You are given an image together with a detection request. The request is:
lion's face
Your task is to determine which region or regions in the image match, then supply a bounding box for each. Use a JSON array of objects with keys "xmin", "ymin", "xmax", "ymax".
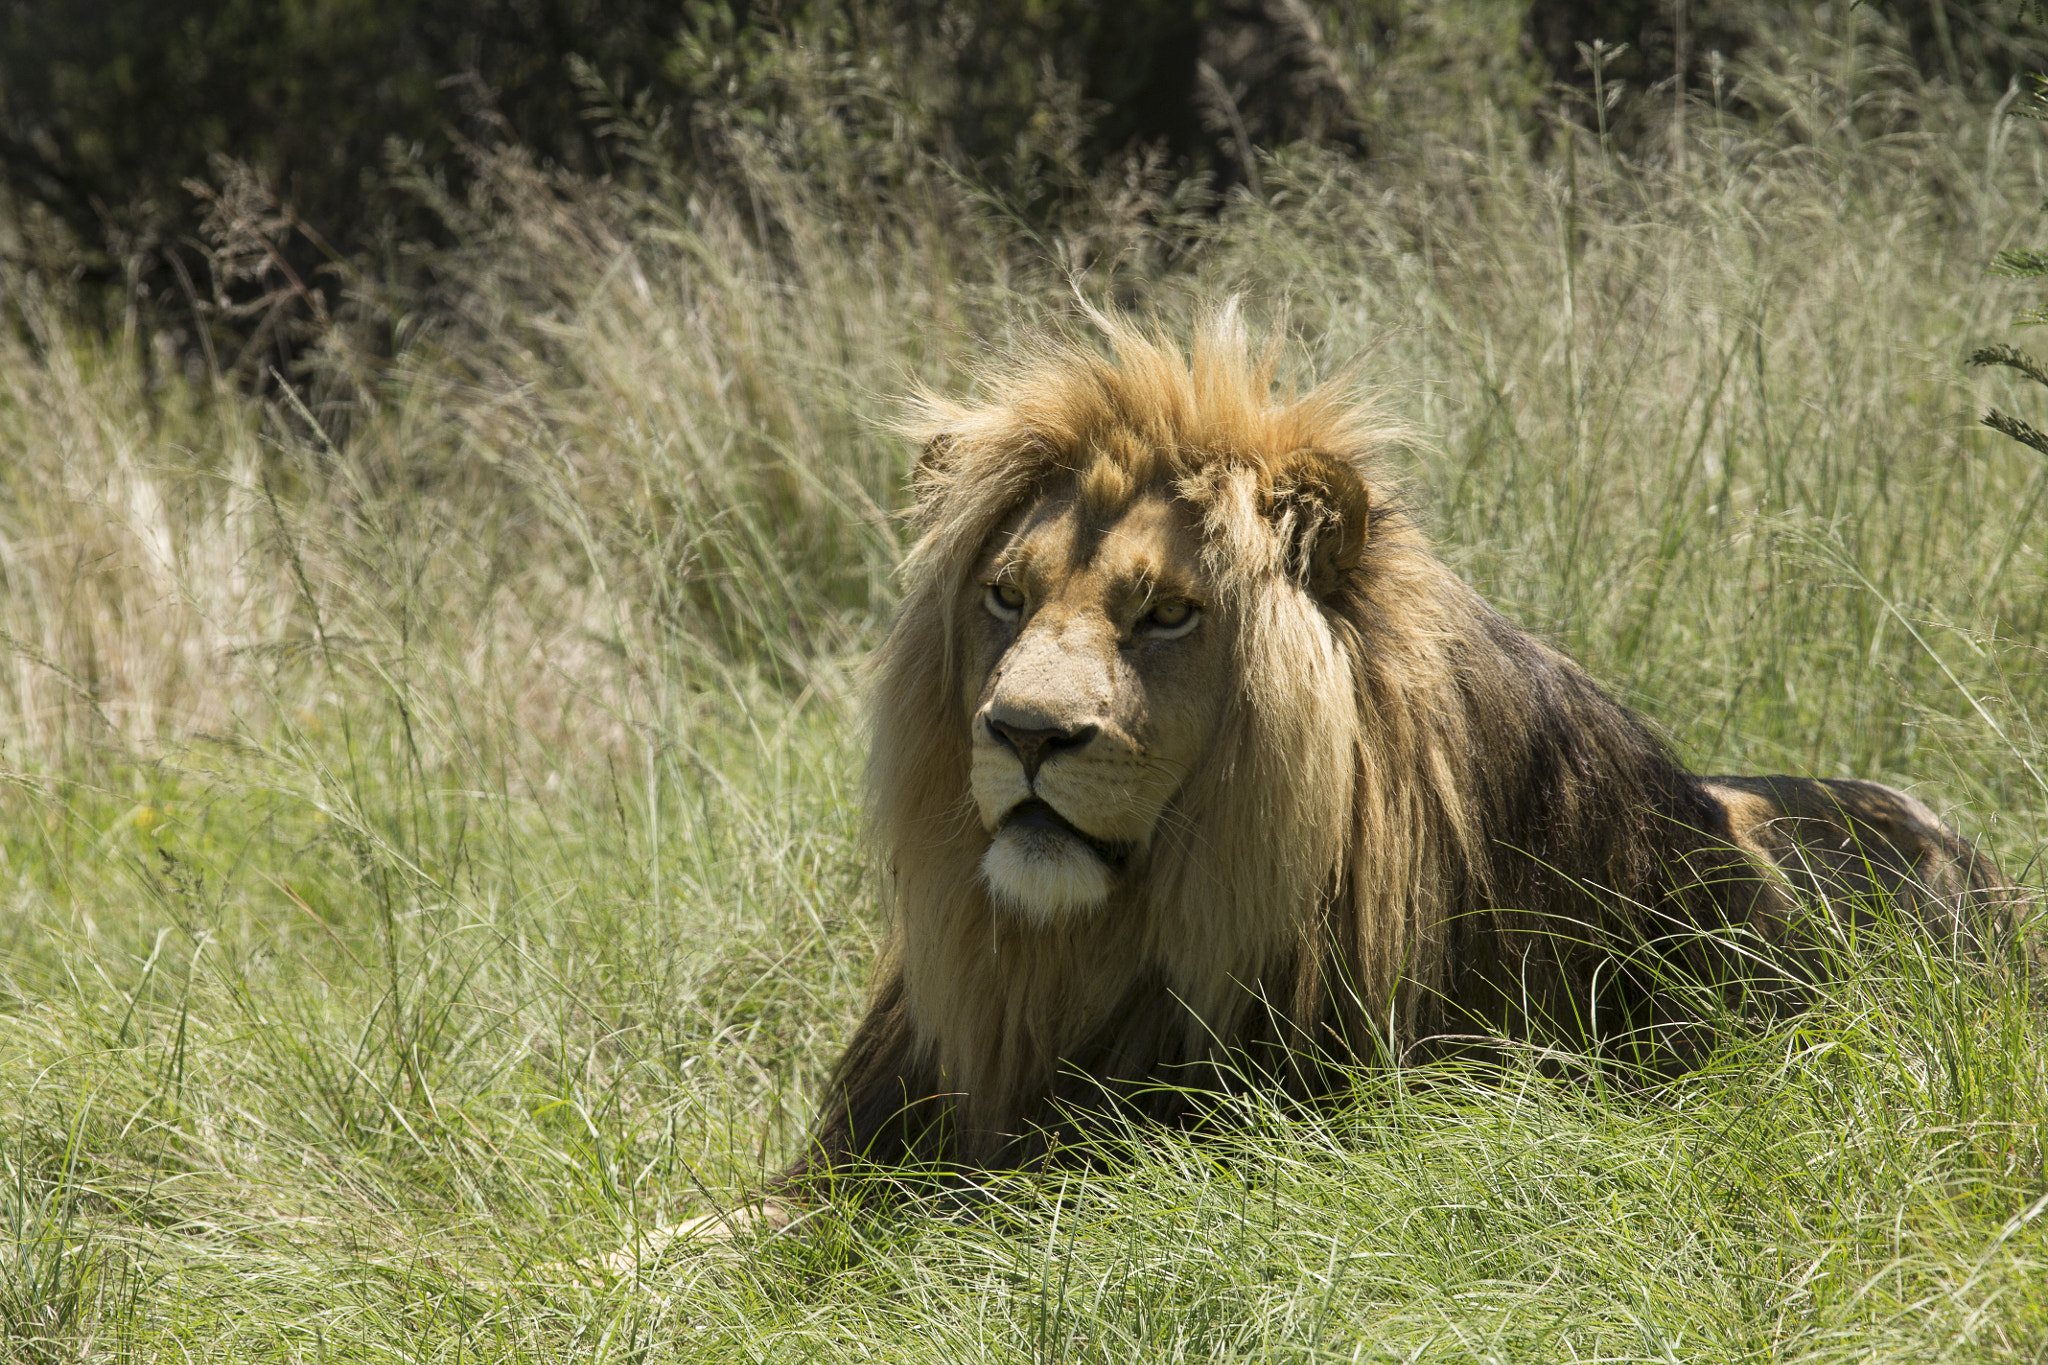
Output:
[{"xmin": 963, "ymin": 479, "xmax": 1233, "ymax": 923}]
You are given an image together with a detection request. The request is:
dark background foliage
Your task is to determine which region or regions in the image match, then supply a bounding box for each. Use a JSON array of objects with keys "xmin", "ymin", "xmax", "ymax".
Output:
[
  {"xmin": 1527, "ymin": 0, "xmax": 2041, "ymax": 99},
  {"xmin": 1, "ymin": 0, "xmax": 2040, "ymax": 381}
]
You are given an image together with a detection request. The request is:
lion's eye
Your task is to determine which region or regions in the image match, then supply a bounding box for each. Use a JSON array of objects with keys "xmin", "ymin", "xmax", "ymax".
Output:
[
  {"xmin": 985, "ymin": 582, "xmax": 1026, "ymax": 621},
  {"xmin": 1142, "ymin": 599, "xmax": 1201, "ymax": 638}
]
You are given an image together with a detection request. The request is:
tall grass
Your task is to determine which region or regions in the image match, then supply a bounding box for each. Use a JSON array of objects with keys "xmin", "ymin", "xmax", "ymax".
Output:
[{"xmin": 0, "ymin": 12, "xmax": 2043, "ymax": 1361}]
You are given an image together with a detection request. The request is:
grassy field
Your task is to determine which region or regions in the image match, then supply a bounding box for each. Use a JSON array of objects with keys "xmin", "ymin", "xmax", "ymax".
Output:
[{"xmin": 3, "ymin": 15, "xmax": 2048, "ymax": 1362}]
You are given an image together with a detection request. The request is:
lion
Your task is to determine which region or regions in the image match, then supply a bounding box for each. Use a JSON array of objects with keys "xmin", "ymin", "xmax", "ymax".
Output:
[{"xmin": 630, "ymin": 306, "xmax": 2023, "ymax": 1258}]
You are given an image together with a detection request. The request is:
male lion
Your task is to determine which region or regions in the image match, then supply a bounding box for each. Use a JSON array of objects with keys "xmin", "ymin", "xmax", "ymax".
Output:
[{"xmin": 658, "ymin": 307, "xmax": 2020, "ymax": 1248}]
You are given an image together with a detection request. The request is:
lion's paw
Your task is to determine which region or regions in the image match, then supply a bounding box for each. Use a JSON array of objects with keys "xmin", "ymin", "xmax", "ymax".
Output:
[{"xmin": 594, "ymin": 1200, "xmax": 793, "ymax": 1276}]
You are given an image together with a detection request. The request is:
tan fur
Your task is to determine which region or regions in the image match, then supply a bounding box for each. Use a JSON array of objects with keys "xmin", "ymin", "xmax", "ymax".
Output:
[
  {"xmin": 877, "ymin": 306, "xmax": 1415, "ymax": 1155},
  {"xmin": 780, "ymin": 304, "xmax": 2021, "ymax": 1187}
]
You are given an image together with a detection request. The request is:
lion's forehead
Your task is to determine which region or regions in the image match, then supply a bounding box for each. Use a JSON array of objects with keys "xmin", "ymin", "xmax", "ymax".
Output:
[{"xmin": 986, "ymin": 479, "xmax": 1209, "ymax": 603}]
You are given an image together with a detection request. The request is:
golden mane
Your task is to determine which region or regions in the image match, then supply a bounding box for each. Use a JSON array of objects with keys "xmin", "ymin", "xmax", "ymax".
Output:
[{"xmin": 775, "ymin": 305, "xmax": 2008, "ymax": 1183}]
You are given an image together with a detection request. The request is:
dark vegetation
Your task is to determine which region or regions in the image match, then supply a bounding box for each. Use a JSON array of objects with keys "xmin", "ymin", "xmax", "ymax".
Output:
[{"xmin": 6, "ymin": 0, "xmax": 2042, "ymax": 390}]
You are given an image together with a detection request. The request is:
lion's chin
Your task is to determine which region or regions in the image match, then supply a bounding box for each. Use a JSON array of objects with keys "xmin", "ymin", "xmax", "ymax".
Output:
[{"xmin": 979, "ymin": 821, "xmax": 1115, "ymax": 924}]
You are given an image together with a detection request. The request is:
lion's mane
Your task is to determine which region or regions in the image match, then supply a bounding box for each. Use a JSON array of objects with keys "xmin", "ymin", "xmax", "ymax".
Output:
[{"xmin": 783, "ymin": 308, "xmax": 1993, "ymax": 1182}]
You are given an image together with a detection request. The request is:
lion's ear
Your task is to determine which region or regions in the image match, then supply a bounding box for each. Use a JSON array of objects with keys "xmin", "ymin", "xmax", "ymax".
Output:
[
  {"xmin": 915, "ymin": 433, "xmax": 953, "ymax": 482},
  {"xmin": 910, "ymin": 433, "xmax": 955, "ymax": 523},
  {"xmin": 1262, "ymin": 448, "xmax": 1371, "ymax": 600}
]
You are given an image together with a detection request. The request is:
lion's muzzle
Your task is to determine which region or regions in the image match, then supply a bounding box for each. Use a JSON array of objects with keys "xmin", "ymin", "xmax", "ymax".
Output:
[
  {"xmin": 971, "ymin": 705, "xmax": 1175, "ymax": 923},
  {"xmin": 966, "ymin": 688, "xmax": 1125, "ymax": 920},
  {"xmin": 988, "ymin": 719, "xmax": 1100, "ymax": 782}
]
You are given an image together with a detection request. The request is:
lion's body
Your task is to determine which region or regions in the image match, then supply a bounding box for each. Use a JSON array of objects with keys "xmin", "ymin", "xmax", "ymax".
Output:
[{"xmin": 780, "ymin": 309, "xmax": 2019, "ymax": 1189}]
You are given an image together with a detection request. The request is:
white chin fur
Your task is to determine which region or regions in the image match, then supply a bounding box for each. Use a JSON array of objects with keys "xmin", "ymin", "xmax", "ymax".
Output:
[{"xmin": 979, "ymin": 825, "xmax": 1114, "ymax": 924}]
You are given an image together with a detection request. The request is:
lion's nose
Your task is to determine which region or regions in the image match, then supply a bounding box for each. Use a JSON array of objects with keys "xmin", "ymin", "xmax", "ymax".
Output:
[{"xmin": 989, "ymin": 719, "xmax": 1099, "ymax": 782}]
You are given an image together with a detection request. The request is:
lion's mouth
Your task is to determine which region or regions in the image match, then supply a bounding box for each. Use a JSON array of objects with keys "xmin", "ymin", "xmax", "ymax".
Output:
[{"xmin": 1000, "ymin": 799, "xmax": 1134, "ymax": 872}]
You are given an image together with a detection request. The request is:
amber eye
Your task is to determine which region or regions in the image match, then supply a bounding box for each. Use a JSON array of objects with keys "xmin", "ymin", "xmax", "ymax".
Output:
[
  {"xmin": 985, "ymin": 582, "xmax": 1026, "ymax": 621},
  {"xmin": 1142, "ymin": 598, "xmax": 1201, "ymax": 638}
]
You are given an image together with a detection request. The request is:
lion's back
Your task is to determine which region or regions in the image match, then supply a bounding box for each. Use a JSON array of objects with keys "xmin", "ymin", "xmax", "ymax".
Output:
[{"xmin": 1699, "ymin": 774, "xmax": 2025, "ymax": 951}]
